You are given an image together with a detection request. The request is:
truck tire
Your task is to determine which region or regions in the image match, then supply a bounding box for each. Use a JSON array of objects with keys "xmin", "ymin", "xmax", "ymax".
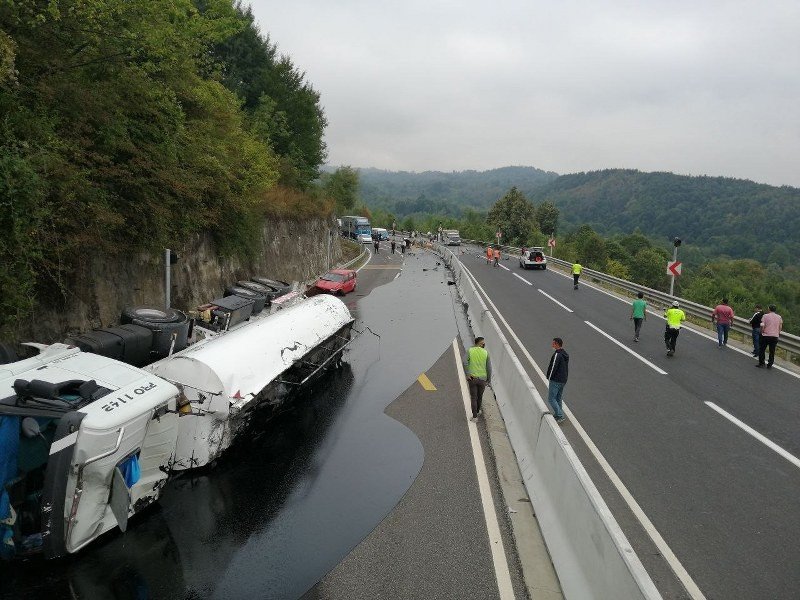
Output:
[
  {"xmin": 121, "ymin": 306, "xmax": 189, "ymax": 359},
  {"xmin": 121, "ymin": 306, "xmax": 185, "ymax": 325}
]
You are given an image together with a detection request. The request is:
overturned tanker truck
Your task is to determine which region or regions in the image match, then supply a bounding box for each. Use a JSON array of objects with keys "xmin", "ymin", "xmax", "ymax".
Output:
[
  {"xmin": 0, "ymin": 282, "xmax": 354, "ymax": 559},
  {"xmin": 146, "ymin": 293, "xmax": 354, "ymax": 470}
]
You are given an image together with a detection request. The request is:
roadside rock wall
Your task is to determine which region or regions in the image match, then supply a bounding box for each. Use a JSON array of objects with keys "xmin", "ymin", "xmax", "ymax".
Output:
[{"xmin": 26, "ymin": 217, "xmax": 343, "ymax": 342}]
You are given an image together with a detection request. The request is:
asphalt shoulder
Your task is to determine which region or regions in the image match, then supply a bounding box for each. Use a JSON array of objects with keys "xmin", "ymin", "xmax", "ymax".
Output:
[{"xmin": 303, "ymin": 341, "xmax": 533, "ymax": 600}]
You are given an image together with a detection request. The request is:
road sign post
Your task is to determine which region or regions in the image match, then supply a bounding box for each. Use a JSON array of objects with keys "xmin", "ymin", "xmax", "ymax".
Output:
[
  {"xmin": 668, "ymin": 238, "xmax": 682, "ymax": 296},
  {"xmin": 496, "ymin": 230, "xmax": 502, "ymax": 245},
  {"xmin": 548, "ymin": 235, "xmax": 556, "ymax": 256}
]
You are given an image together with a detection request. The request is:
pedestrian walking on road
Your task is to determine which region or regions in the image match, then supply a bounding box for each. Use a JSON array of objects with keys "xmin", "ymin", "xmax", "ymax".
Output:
[
  {"xmin": 391, "ymin": 239, "xmax": 396, "ymax": 254},
  {"xmin": 748, "ymin": 304, "xmax": 764, "ymax": 356},
  {"xmin": 493, "ymin": 247, "xmax": 501, "ymax": 267},
  {"xmin": 630, "ymin": 292, "xmax": 647, "ymax": 341},
  {"xmin": 712, "ymin": 298, "xmax": 735, "ymax": 347},
  {"xmin": 486, "ymin": 245, "xmax": 493, "ymax": 265},
  {"xmin": 572, "ymin": 262, "xmax": 582, "ymax": 289},
  {"xmin": 546, "ymin": 338, "xmax": 569, "ymax": 423},
  {"xmin": 756, "ymin": 305, "xmax": 783, "ymax": 369},
  {"xmin": 373, "ymin": 239, "xmax": 380, "ymax": 254},
  {"xmin": 664, "ymin": 301, "xmax": 686, "ymax": 356},
  {"xmin": 401, "ymin": 240, "xmax": 406, "ymax": 255},
  {"xmin": 464, "ymin": 337, "xmax": 492, "ymax": 421}
]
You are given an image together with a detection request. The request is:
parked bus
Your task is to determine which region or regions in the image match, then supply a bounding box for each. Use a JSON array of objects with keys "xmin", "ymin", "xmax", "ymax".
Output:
[{"xmin": 340, "ymin": 216, "xmax": 372, "ymax": 243}]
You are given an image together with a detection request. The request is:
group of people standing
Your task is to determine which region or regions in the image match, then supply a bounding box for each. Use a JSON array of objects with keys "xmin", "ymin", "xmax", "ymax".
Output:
[
  {"xmin": 463, "ymin": 336, "xmax": 570, "ymax": 425},
  {"xmin": 485, "ymin": 245, "xmax": 501, "ymax": 266},
  {"xmin": 632, "ymin": 294, "xmax": 784, "ymax": 364},
  {"xmin": 749, "ymin": 304, "xmax": 784, "ymax": 369}
]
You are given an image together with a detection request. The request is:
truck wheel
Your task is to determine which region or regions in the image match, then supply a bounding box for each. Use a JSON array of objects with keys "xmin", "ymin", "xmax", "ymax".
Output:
[{"xmin": 121, "ymin": 306, "xmax": 185, "ymax": 324}]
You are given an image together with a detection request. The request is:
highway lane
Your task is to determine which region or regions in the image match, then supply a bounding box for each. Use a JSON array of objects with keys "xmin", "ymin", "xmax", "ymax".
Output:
[{"xmin": 458, "ymin": 247, "xmax": 800, "ymax": 600}]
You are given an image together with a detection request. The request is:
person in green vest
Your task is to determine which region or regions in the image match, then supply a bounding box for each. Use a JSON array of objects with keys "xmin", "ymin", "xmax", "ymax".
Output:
[
  {"xmin": 630, "ymin": 292, "xmax": 647, "ymax": 342},
  {"xmin": 664, "ymin": 301, "xmax": 686, "ymax": 356},
  {"xmin": 464, "ymin": 336, "xmax": 492, "ymax": 421},
  {"xmin": 572, "ymin": 262, "xmax": 582, "ymax": 289}
]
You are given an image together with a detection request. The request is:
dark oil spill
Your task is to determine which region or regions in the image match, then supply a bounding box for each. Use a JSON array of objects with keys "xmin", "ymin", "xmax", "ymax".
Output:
[{"xmin": 2, "ymin": 250, "xmax": 458, "ymax": 600}]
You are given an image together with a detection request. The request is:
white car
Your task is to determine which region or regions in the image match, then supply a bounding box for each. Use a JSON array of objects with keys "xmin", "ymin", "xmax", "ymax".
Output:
[{"xmin": 519, "ymin": 247, "xmax": 548, "ymax": 270}]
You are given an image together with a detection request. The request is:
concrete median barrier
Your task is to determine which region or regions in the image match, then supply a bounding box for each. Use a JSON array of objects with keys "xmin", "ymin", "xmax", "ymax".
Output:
[{"xmin": 439, "ymin": 245, "xmax": 661, "ymax": 600}]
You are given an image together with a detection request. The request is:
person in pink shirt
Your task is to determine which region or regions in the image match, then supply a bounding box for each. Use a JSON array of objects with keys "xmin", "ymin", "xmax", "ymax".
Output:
[
  {"xmin": 756, "ymin": 305, "xmax": 783, "ymax": 369},
  {"xmin": 711, "ymin": 298, "xmax": 735, "ymax": 347}
]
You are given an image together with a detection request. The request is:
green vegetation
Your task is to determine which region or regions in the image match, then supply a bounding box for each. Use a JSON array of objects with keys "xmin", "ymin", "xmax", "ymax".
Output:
[
  {"xmin": 0, "ymin": 1, "xmax": 331, "ymax": 335},
  {"xmin": 527, "ymin": 169, "xmax": 800, "ymax": 264},
  {"xmin": 358, "ymin": 166, "xmax": 558, "ymax": 218},
  {"xmin": 363, "ymin": 174, "xmax": 799, "ymax": 334}
]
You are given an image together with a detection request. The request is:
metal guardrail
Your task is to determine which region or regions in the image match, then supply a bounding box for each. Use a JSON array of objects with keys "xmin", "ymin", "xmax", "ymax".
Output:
[
  {"xmin": 461, "ymin": 238, "xmax": 800, "ymax": 361},
  {"xmin": 337, "ymin": 241, "xmax": 370, "ymax": 270}
]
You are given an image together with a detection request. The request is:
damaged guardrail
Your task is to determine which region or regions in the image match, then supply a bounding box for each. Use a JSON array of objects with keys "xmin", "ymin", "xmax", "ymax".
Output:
[{"xmin": 439, "ymin": 244, "xmax": 662, "ymax": 600}]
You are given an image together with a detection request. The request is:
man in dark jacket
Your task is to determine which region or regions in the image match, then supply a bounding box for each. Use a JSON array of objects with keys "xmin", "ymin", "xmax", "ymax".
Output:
[
  {"xmin": 546, "ymin": 338, "xmax": 569, "ymax": 423},
  {"xmin": 748, "ymin": 304, "xmax": 763, "ymax": 356}
]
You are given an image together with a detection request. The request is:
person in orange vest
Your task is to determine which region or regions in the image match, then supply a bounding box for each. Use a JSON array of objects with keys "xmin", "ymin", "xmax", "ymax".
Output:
[
  {"xmin": 486, "ymin": 245, "xmax": 493, "ymax": 265},
  {"xmin": 493, "ymin": 246, "xmax": 501, "ymax": 267}
]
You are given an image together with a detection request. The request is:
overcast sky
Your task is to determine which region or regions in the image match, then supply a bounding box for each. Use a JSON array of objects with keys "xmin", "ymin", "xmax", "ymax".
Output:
[{"xmin": 249, "ymin": 1, "xmax": 800, "ymax": 187}]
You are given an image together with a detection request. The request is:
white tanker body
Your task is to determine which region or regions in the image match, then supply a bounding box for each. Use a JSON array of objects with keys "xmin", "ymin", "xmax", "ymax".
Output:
[{"xmin": 146, "ymin": 294, "xmax": 354, "ymax": 470}]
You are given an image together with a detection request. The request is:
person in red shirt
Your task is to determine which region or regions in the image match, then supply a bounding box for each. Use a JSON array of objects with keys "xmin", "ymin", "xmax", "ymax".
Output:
[
  {"xmin": 756, "ymin": 305, "xmax": 783, "ymax": 369},
  {"xmin": 711, "ymin": 298, "xmax": 735, "ymax": 347}
]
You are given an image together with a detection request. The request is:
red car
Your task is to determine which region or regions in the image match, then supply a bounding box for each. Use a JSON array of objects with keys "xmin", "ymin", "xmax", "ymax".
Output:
[{"xmin": 311, "ymin": 269, "xmax": 357, "ymax": 295}]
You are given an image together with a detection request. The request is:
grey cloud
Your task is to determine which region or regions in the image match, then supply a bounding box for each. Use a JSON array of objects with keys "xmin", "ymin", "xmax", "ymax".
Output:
[{"xmin": 249, "ymin": 0, "xmax": 800, "ymax": 186}]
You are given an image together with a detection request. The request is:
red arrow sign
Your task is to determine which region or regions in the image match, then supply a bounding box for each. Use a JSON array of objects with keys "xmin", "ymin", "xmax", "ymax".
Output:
[{"xmin": 667, "ymin": 261, "xmax": 682, "ymax": 277}]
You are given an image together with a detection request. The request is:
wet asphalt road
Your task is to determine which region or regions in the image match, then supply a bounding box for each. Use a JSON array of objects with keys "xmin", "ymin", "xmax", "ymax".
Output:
[{"xmin": 3, "ymin": 240, "xmax": 523, "ymax": 600}]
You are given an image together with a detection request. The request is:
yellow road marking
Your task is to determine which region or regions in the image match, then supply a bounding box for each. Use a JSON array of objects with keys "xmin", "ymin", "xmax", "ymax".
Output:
[{"xmin": 417, "ymin": 373, "xmax": 437, "ymax": 391}]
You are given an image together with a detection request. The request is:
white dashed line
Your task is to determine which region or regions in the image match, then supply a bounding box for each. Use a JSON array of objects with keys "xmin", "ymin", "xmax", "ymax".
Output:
[
  {"xmin": 512, "ymin": 273, "xmax": 533, "ymax": 286},
  {"xmin": 537, "ymin": 289, "xmax": 574, "ymax": 312},
  {"xmin": 705, "ymin": 402, "xmax": 800, "ymax": 470},
  {"xmin": 584, "ymin": 321, "xmax": 668, "ymax": 375}
]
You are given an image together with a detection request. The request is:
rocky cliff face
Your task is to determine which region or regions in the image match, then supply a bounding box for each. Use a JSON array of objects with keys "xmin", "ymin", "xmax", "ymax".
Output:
[{"xmin": 25, "ymin": 217, "xmax": 344, "ymax": 342}]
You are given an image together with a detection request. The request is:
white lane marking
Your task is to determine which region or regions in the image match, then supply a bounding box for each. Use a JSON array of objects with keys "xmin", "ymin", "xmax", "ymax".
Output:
[
  {"xmin": 512, "ymin": 273, "xmax": 533, "ymax": 286},
  {"xmin": 356, "ymin": 246, "xmax": 373, "ymax": 273},
  {"xmin": 705, "ymin": 402, "xmax": 800, "ymax": 470},
  {"xmin": 499, "ymin": 264, "xmax": 510, "ymax": 271},
  {"xmin": 585, "ymin": 321, "xmax": 668, "ymax": 375},
  {"xmin": 460, "ymin": 262, "xmax": 706, "ymax": 600},
  {"xmin": 452, "ymin": 340, "xmax": 515, "ymax": 599},
  {"xmin": 537, "ymin": 289, "xmax": 574, "ymax": 313},
  {"xmin": 562, "ymin": 405, "xmax": 707, "ymax": 600}
]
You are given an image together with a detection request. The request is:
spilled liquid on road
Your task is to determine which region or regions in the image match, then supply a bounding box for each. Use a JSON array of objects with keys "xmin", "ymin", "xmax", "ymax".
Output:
[{"xmin": 3, "ymin": 250, "xmax": 457, "ymax": 600}]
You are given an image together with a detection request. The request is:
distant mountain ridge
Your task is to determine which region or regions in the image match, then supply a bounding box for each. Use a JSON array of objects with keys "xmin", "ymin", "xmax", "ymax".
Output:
[
  {"xmin": 347, "ymin": 165, "xmax": 799, "ymax": 264},
  {"xmin": 355, "ymin": 165, "xmax": 559, "ymax": 216},
  {"xmin": 528, "ymin": 169, "xmax": 800, "ymax": 263}
]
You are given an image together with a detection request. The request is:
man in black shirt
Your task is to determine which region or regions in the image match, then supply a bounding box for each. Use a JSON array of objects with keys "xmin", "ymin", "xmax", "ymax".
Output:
[
  {"xmin": 546, "ymin": 338, "xmax": 569, "ymax": 424},
  {"xmin": 748, "ymin": 304, "xmax": 764, "ymax": 356}
]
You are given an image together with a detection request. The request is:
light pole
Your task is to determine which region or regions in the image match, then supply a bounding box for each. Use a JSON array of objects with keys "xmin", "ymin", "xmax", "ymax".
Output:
[{"xmin": 669, "ymin": 237, "xmax": 681, "ymax": 296}]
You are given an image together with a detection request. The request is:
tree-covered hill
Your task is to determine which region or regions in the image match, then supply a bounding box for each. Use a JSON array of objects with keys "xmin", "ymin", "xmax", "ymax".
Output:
[
  {"xmin": 357, "ymin": 165, "xmax": 799, "ymax": 265},
  {"xmin": 0, "ymin": 1, "xmax": 330, "ymax": 335},
  {"xmin": 356, "ymin": 166, "xmax": 558, "ymax": 216},
  {"xmin": 529, "ymin": 170, "xmax": 800, "ymax": 265}
]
